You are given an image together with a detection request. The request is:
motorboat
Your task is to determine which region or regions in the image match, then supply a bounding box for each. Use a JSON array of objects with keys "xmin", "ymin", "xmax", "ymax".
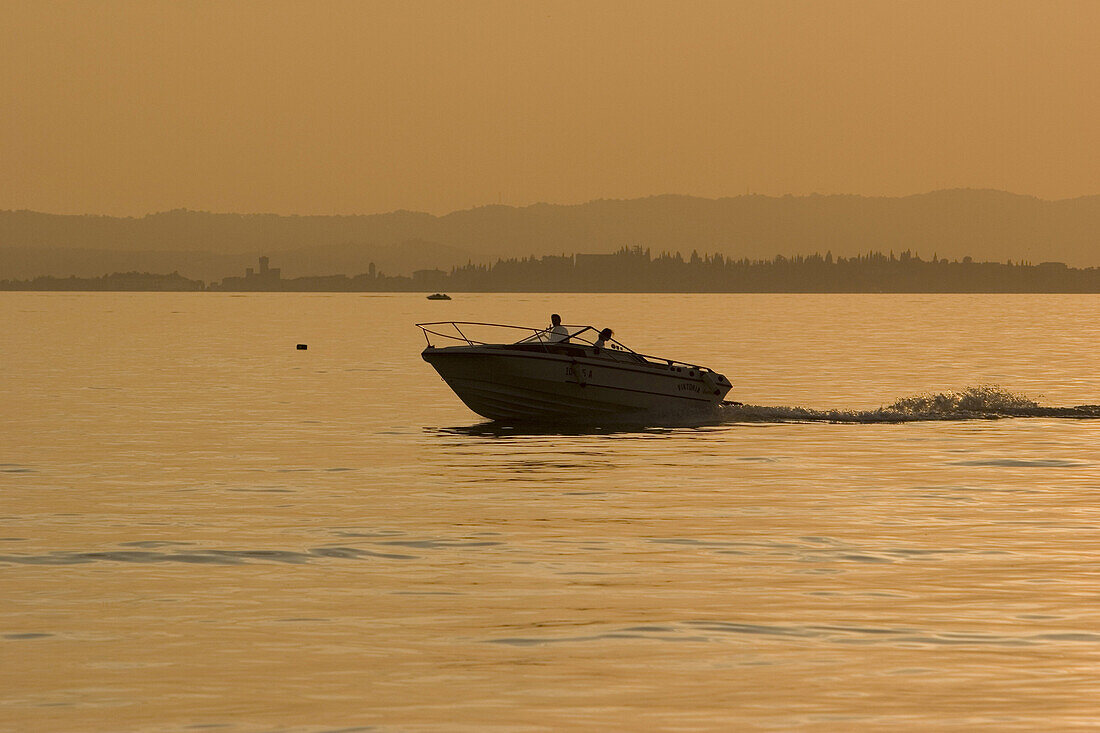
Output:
[
  {"xmin": 417, "ymin": 321, "xmax": 733, "ymax": 422},
  {"xmin": 426, "ymin": 293, "xmax": 451, "ymax": 300}
]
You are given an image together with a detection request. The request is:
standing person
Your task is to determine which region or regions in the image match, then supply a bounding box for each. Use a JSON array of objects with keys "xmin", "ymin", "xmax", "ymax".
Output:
[{"xmin": 548, "ymin": 313, "xmax": 570, "ymax": 343}]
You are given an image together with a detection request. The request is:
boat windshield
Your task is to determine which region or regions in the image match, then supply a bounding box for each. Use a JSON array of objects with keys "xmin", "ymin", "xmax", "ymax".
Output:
[
  {"xmin": 417, "ymin": 321, "xmax": 635, "ymax": 352},
  {"xmin": 514, "ymin": 325, "xmax": 617, "ymax": 347},
  {"xmin": 414, "ymin": 321, "xmax": 722, "ymax": 376}
]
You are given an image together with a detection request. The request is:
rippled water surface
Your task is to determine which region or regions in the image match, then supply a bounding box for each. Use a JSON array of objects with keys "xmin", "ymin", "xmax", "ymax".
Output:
[{"xmin": 3, "ymin": 293, "xmax": 1100, "ymax": 731}]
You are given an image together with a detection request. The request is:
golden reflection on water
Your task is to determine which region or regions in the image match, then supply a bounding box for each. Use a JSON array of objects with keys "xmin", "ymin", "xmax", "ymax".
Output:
[{"xmin": 2, "ymin": 293, "xmax": 1100, "ymax": 730}]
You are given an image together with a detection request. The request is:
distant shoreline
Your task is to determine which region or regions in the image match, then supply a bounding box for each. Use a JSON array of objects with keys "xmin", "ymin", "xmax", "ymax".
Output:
[
  {"xmin": 5, "ymin": 289, "xmax": 1100, "ymax": 294},
  {"xmin": 4, "ymin": 190, "xmax": 1100, "ymax": 282},
  {"xmin": 5, "ymin": 248, "xmax": 1100, "ymax": 293}
]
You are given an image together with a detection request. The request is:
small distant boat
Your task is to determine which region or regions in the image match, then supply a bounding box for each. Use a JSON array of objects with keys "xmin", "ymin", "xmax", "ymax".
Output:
[
  {"xmin": 426, "ymin": 293, "xmax": 451, "ymax": 300},
  {"xmin": 417, "ymin": 321, "xmax": 732, "ymax": 423}
]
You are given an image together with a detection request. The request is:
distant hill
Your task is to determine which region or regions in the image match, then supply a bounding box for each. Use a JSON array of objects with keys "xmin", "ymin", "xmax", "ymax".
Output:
[{"xmin": 2, "ymin": 189, "xmax": 1099, "ymax": 279}]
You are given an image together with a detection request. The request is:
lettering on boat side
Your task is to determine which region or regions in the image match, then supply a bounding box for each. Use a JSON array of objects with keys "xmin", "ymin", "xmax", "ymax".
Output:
[
  {"xmin": 678, "ymin": 382, "xmax": 701, "ymax": 392},
  {"xmin": 565, "ymin": 365, "xmax": 593, "ymax": 379}
]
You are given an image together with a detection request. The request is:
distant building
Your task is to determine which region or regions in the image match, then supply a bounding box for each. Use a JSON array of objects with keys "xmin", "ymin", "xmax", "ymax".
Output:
[
  {"xmin": 215, "ymin": 256, "xmax": 283, "ymax": 290},
  {"xmin": 257, "ymin": 256, "xmax": 281, "ymax": 279}
]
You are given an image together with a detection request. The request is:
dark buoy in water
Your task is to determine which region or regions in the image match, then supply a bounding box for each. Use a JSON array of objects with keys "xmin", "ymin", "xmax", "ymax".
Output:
[{"xmin": 296, "ymin": 344, "xmax": 307, "ymax": 350}]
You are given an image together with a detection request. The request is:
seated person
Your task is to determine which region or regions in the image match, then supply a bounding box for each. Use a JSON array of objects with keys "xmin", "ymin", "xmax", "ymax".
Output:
[
  {"xmin": 593, "ymin": 327, "xmax": 614, "ymax": 351},
  {"xmin": 548, "ymin": 313, "xmax": 570, "ymax": 343}
]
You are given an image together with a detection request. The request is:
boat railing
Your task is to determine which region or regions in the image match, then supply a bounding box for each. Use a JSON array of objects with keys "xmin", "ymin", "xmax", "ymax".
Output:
[
  {"xmin": 415, "ymin": 321, "xmax": 715, "ymax": 373},
  {"xmin": 417, "ymin": 321, "xmax": 594, "ymax": 348}
]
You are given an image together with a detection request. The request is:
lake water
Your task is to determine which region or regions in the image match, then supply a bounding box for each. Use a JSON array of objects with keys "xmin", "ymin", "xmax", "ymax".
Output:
[{"xmin": 3, "ymin": 292, "xmax": 1100, "ymax": 731}]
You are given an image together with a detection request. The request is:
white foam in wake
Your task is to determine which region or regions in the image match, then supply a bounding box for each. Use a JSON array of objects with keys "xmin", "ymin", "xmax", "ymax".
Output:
[{"xmin": 717, "ymin": 386, "xmax": 1100, "ymax": 424}]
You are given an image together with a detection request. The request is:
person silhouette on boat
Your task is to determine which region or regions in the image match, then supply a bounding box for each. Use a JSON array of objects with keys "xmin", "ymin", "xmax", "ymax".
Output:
[
  {"xmin": 548, "ymin": 313, "xmax": 570, "ymax": 343},
  {"xmin": 593, "ymin": 327, "xmax": 614, "ymax": 351}
]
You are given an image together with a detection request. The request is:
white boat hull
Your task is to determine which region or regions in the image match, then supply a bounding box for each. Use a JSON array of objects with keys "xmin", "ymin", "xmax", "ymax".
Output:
[{"xmin": 422, "ymin": 345, "xmax": 731, "ymax": 422}]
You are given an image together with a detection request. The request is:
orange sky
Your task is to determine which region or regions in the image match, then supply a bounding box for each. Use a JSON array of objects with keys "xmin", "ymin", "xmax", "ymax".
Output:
[{"xmin": 2, "ymin": 0, "xmax": 1097, "ymax": 216}]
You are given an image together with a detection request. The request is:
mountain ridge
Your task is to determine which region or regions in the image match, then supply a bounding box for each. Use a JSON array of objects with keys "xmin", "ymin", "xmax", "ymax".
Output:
[{"xmin": 2, "ymin": 189, "xmax": 1099, "ymax": 279}]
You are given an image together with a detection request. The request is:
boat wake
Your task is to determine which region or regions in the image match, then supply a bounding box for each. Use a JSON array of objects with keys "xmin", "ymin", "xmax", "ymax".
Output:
[
  {"xmin": 716, "ymin": 386, "xmax": 1100, "ymax": 424},
  {"xmin": 436, "ymin": 386, "xmax": 1100, "ymax": 435}
]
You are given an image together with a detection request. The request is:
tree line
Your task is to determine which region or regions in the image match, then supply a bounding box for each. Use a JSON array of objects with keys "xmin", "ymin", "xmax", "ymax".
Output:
[{"xmin": 3, "ymin": 248, "xmax": 1099, "ymax": 292}]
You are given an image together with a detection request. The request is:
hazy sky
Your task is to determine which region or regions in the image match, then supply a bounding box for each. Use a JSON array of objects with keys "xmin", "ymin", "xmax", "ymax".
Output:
[{"xmin": 3, "ymin": 0, "xmax": 1097, "ymax": 216}]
